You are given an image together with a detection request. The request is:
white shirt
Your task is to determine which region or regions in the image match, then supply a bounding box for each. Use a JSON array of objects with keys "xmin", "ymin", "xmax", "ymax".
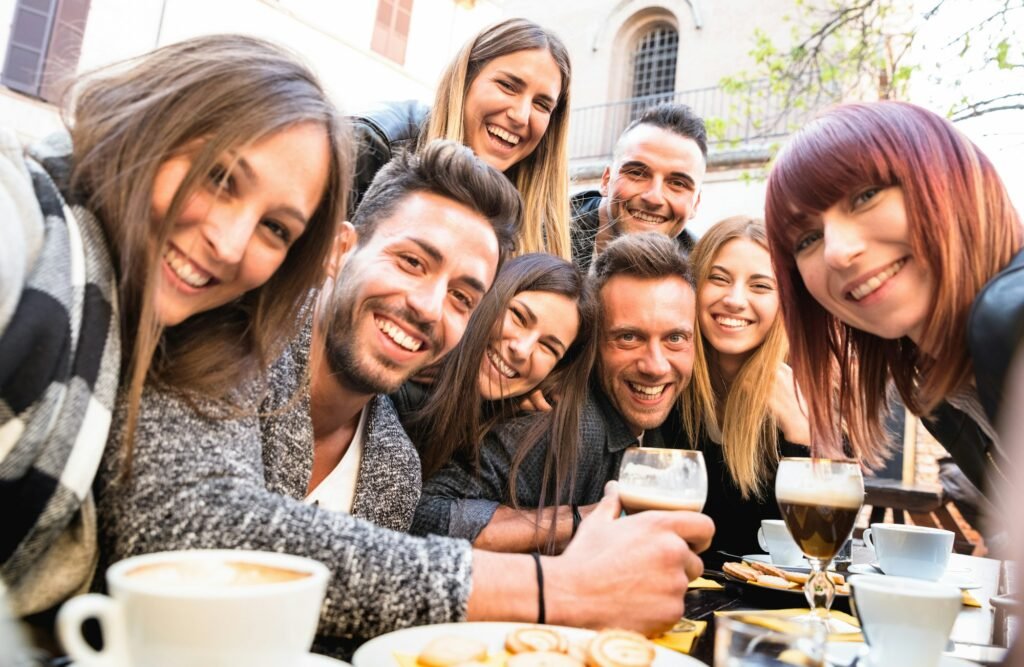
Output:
[{"xmin": 304, "ymin": 406, "xmax": 367, "ymax": 513}]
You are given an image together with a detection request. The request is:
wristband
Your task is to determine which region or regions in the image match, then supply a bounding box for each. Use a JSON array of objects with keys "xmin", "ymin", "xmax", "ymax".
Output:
[{"xmin": 531, "ymin": 551, "xmax": 546, "ymax": 625}]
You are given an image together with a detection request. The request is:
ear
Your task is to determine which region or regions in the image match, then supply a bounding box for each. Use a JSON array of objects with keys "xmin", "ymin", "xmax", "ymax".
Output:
[
  {"xmin": 326, "ymin": 222, "xmax": 357, "ymax": 279},
  {"xmin": 689, "ymin": 188, "xmax": 703, "ymax": 219},
  {"xmin": 600, "ymin": 166, "xmax": 612, "ymax": 197}
]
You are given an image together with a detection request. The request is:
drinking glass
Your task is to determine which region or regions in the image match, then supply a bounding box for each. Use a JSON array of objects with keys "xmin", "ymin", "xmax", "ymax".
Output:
[
  {"xmin": 617, "ymin": 447, "xmax": 707, "ymax": 633},
  {"xmin": 775, "ymin": 458, "xmax": 863, "ymax": 621},
  {"xmin": 714, "ymin": 613, "xmax": 826, "ymax": 667},
  {"xmin": 617, "ymin": 447, "xmax": 707, "ymax": 514}
]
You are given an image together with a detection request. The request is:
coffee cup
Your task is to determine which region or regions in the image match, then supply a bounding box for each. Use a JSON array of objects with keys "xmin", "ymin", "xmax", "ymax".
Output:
[
  {"xmin": 862, "ymin": 523, "xmax": 954, "ymax": 581},
  {"xmin": 58, "ymin": 549, "xmax": 329, "ymax": 667},
  {"xmin": 849, "ymin": 574, "xmax": 961, "ymax": 667},
  {"xmin": 757, "ymin": 519, "xmax": 805, "ymax": 567}
]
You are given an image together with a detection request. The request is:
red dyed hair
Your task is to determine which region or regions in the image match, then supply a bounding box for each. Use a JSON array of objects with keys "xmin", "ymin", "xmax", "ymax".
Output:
[{"xmin": 765, "ymin": 101, "xmax": 1021, "ymax": 465}]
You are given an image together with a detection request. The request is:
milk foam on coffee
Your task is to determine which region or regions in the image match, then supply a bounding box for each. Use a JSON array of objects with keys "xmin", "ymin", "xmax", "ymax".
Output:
[
  {"xmin": 775, "ymin": 471, "xmax": 863, "ymax": 508},
  {"xmin": 128, "ymin": 560, "xmax": 310, "ymax": 588}
]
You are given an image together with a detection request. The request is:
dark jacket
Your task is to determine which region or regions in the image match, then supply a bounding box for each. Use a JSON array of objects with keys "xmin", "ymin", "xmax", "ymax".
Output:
[
  {"xmin": 919, "ymin": 247, "xmax": 1024, "ymax": 493},
  {"xmin": 349, "ymin": 100, "xmax": 430, "ymax": 216},
  {"xmin": 569, "ymin": 189, "xmax": 697, "ymax": 273}
]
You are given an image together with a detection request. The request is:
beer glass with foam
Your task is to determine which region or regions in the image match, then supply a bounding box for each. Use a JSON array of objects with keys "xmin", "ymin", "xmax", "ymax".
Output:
[
  {"xmin": 775, "ymin": 458, "xmax": 864, "ymax": 619},
  {"xmin": 617, "ymin": 447, "xmax": 707, "ymax": 514}
]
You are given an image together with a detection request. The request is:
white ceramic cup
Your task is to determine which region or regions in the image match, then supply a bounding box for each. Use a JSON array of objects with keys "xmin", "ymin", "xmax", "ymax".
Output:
[
  {"xmin": 756, "ymin": 519, "xmax": 805, "ymax": 567},
  {"xmin": 58, "ymin": 550, "xmax": 329, "ymax": 667},
  {"xmin": 862, "ymin": 523, "xmax": 954, "ymax": 581},
  {"xmin": 849, "ymin": 574, "xmax": 961, "ymax": 667}
]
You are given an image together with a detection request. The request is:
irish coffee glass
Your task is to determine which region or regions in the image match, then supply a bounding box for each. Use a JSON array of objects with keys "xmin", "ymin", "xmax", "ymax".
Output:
[{"xmin": 775, "ymin": 458, "xmax": 864, "ymax": 623}]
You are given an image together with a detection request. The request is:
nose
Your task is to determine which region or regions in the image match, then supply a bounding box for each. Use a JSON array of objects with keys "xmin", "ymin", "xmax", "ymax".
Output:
[
  {"xmin": 506, "ymin": 96, "xmax": 531, "ymax": 128},
  {"xmin": 822, "ymin": 218, "xmax": 866, "ymax": 269},
  {"xmin": 507, "ymin": 330, "xmax": 538, "ymax": 362},
  {"xmin": 637, "ymin": 341, "xmax": 671, "ymax": 378},
  {"xmin": 203, "ymin": 206, "xmax": 258, "ymax": 265},
  {"xmin": 406, "ymin": 278, "xmax": 446, "ymax": 325},
  {"xmin": 722, "ymin": 284, "xmax": 747, "ymax": 311},
  {"xmin": 639, "ymin": 176, "xmax": 666, "ymax": 208}
]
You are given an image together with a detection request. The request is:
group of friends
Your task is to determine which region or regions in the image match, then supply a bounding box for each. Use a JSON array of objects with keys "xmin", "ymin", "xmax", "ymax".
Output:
[{"xmin": 1, "ymin": 17, "xmax": 1021, "ymax": 661}]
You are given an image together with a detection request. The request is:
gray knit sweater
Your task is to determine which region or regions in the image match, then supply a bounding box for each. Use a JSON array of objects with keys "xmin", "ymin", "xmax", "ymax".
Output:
[{"xmin": 95, "ymin": 318, "xmax": 473, "ymax": 647}]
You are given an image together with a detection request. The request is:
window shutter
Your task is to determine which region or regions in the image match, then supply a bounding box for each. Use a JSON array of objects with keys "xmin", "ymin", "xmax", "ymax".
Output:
[
  {"xmin": 2, "ymin": 0, "xmax": 59, "ymax": 96},
  {"xmin": 39, "ymin": 0, "xmax": 91, "ymax": 103}
]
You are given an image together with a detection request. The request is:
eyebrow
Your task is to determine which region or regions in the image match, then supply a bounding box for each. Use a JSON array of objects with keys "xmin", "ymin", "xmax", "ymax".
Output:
[
  {"xmin": 410, "ymin": 237, "xmax": 488, "ymax": 295},
  {"xmin": 231, "ymin": 153, "xmax": 310, "ymax": 227},
  {"xmin": 512, "ymin": 298, "xmax": 537, "ymax": 324},
  {"xmin": 498, "ymin": 70, "xmax": 558, "ymax": 107}
]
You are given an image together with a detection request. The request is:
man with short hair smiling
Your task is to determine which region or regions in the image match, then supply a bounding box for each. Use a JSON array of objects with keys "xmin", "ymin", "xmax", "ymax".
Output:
[
  {"xmin": 415, "ymin": 232, "xmax": 701, "ymax": 553},
  {"xmin": 100, "ymin": 143, "xmax": 713, "ymax": 658},
  {"xmin": 571, "ymin": 103, "xmax": 707, "ymax": 273}
]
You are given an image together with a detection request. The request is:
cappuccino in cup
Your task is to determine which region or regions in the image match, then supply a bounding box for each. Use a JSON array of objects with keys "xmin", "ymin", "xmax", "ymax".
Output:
[{"xmin": 58, "ymin": 550, "xmax": 329, "ymax": 667}]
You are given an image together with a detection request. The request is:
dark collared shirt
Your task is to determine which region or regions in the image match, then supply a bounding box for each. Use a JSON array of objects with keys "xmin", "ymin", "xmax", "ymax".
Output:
[{"xmin": 411, "ymin": 386, "xmax": 664, "ymax": 541}]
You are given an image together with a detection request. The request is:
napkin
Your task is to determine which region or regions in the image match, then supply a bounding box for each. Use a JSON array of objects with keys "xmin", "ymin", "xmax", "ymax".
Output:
[
  {"xmin": 653, "ymin": 619, "xmax": 708, "ymax": 654},
  {"xmin": 688, "ymin": 576, "xmax": 724, "ymax": 590},
  {"xmin": 962, "ymin": 590, "xmax": 981, "ymax": 607},
  {"xmin": 715, "ymin": 608, "xmax": 863, "ymax": 642}
]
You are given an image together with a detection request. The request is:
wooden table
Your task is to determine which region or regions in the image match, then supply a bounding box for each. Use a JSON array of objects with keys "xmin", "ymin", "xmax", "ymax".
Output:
[
  {"xmin": 863, "ymin": 477, "xmax": 979, "ymax": 553},
  {"xmin": 686, "ymin": 551, "xmax": 1006, "ymax": 665}
]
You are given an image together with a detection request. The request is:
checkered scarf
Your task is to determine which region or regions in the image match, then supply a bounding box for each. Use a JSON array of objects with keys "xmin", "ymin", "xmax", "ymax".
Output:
[{"xmin": 0, "ymin": 132, "xmax": 120, "ymax": 614}]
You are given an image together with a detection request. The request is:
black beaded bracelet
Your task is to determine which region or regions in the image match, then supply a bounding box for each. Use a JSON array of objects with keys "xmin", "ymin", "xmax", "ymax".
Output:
[
  {"xmin": 531, "ymin": 551, "xmax": 546, "ymax": 625},
  {"xmin": 571, "ymin": 504, "xmax": 582, "ymax": 537}
]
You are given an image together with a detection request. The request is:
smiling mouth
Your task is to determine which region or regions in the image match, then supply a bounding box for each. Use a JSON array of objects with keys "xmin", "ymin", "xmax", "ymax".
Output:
[
  {"xmin": 713, "ymin": 315, "xmax": 753, "ymax": 330},
  {"xmin": 626, "ymin": 208, "xmax": 669, "ymax": 225},
  {"xmin": 486, "ymin": 124, "xmax": 521, "ymax": 147},
  {"xmin": 847, "ymin": 258, "xmax": 907, "ymax": 301},
  {"xmin": 486, "ymin": 347, "xmax": 518, "ymax": 378},
  {"xmin": 375, "ymin": 317, "xmax": 423, "ymax": 352},
  {"xmin": 628, "ymin": 382, "xmax": 667, "ymax": 399},
  {"xmin": 164, "ymin": 246, "xmax": 214, "ymax": 288}
]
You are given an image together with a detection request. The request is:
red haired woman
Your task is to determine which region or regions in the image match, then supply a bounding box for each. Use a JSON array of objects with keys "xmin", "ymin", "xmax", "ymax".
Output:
[{"xmin": 764, "ymin": 101, "xmax": 1021, "ymax": 495}]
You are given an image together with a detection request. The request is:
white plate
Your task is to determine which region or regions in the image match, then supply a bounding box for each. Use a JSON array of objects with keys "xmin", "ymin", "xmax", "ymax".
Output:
[
  {"xmin": 72, "ymin": 654, "xmax": 350, "ymax": 666},
  {"xmin": 846, "ymin": 563, "xmax": 980, "ymax": 589},
  {"xmin": 825, "ymin": 643, "xmax": 979, "ymax": 666},
  {"xmin": 352, "ymin": 621, "xmax": 707, "ymax": 666},
  {"xmin": 742, "ymin": 553, "xmax": 811, "ymax": 571}
]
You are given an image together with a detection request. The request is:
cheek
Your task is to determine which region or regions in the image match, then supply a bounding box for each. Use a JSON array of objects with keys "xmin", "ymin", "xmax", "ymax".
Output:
[{"xmin": 239, "ymin": 246, "xmax": 288, "ymax": 291}]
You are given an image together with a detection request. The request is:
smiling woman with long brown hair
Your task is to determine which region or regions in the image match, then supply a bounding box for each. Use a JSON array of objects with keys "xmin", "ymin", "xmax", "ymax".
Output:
[
  {"xmin": 0, "ymin": 33, "xmax": 347, "ymax": 619},
  {"xmin": 765, "ymin": 101, "xmax": 1022, "ymax": 496}
]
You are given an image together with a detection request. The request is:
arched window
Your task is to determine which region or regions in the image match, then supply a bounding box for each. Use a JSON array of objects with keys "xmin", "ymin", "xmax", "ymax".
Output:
[{"xmin": 630, "ymin": 23, "xmax": 678, "ymax": 112}]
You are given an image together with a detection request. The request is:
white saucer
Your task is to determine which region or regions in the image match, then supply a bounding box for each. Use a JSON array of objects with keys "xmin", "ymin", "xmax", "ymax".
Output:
[
  {"xmin": 71, "ymin": 654, "xmax": 350, "ymax": 666},
  {"xmin": 847, "ymin": 563, "xmax": 980, "ymax": 589},
  {"xmin": 825, "ymin": 643, "xmax": 979, "ymax": 666}
]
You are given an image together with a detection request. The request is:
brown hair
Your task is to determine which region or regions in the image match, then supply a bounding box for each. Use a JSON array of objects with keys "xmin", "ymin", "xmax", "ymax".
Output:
[
  {"xmin": 67, "ymin": 34, "xmax": 350, "ymax": 460},
  {"xmin": 423, "ymin": 18, "xmax": 572, "ymax": 259},
  {"xmin": 591, "ymin": 231, "xmax": 695, "ymax": 290},
  {"xmin": 765, "ymin": 101, "xmax": 1022, "ymax": 465},
  {"xmin": 683, "ymin": 216, "xmax": 788, "ymax": 498}
]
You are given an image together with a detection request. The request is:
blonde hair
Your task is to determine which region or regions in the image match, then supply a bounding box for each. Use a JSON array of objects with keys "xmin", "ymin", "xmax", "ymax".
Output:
[
  {"xmin": 682, "ymin": 216, "xmax": 788, "ymax": 499},
  {"xmin": 68, "ymin": 35, "xmax": 349, "ymax": 463},
  {"xmin": 423, "ymin": 18, "xmax": 572, "ymax": 260}
]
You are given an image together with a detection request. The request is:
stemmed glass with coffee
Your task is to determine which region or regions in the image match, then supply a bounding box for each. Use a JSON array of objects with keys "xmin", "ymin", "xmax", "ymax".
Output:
[{"xmin": 775, "ymin": 458, "xmax": 864, "ymax": 623}]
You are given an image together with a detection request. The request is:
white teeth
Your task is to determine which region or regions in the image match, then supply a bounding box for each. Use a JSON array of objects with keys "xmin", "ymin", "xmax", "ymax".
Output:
[
  {"xmin": 628, "ymin": 382, "xmax": 666, "ymax": 397},
  {"xmin": 627, "ymin": 209, "xmax": 668, "ymax": 224},
  {"xmin": 486, "ymin": 348, "xmax": 518, "ymax": 378},
  {"xmin": 714, "ymin": 316, "xmax": 750, "ymax": 329},
  {"xmin": 376, "ymin": 318, "xmax": 422, "ymax": 352},
  {"xmin": 164, "ymin": 247, "xmax": 211, "ymax": 288},
  {"xmin": 486, "ymin": 124, "xmax": 521, "ymax": 145},
  {"xmin": 849, "ymin": 259, "xmax": 906, "ymax": 301}
]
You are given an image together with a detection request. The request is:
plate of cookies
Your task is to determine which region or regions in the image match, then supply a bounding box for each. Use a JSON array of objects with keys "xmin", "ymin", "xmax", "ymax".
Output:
[
  {"xmin": 352, "ymin": 622, "xmax": 707, "ymax": 666},
  {"xmin": 720, "ymin": 560, "xmax": 851, "ymax": 609}
]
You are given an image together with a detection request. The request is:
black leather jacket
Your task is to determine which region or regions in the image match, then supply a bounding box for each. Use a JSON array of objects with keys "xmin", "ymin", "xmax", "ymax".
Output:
[
  {"xmin": 349, "ymin": 100, "xmax": 430, "ymax": 216},
  {"xmin": 919, "ymin": 248, "xmax": 1024, "ymax": 492}
]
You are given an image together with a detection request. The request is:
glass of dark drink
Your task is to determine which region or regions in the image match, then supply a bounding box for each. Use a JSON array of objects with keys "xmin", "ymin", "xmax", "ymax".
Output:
[
  {"xmin": 617, "ymin": 447, "xmax": 707, "ymax": 515},
  {"xmin": 775, "ymin": 458, "xmax": 863, "ymax": 621}
]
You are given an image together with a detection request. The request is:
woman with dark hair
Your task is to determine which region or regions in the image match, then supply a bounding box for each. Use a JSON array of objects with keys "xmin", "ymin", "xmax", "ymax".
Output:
[
  {"xmin": 764, "ymin": 100, "xmax": 1022, "ymax": 494},
  {"xmin": 677, "ymin": 216, "xmax": 808, "ymax": 559},
  {"xmin": 351, "ymin": 18, "xmax": 573, "ymax": 258},
  {"xmin": 1, "ymin": 33, "xmax": 346, "ymax": 618},
  {"xmin": 402, "ymin": 252, "xmax": 596, "ymax": 482}
]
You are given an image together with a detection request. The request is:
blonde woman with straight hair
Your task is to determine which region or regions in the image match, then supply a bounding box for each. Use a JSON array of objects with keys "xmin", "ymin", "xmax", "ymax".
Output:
[
  {"xmin": 678, "ymin": 216, "xmax": 809, "ymax": 559},
  {"xmin": 350, "ymin": 18, "xmax": 572, "ymax": 258}
]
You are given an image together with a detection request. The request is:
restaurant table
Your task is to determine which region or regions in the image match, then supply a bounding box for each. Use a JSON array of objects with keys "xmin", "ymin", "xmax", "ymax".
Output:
[
  {"xmin": 687, "ymin": 550, "xmax": 1007, "ymax": 665},
  {"xmin": 862, "ymin": 477, "xmax": 979, "ymax": 554}
]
